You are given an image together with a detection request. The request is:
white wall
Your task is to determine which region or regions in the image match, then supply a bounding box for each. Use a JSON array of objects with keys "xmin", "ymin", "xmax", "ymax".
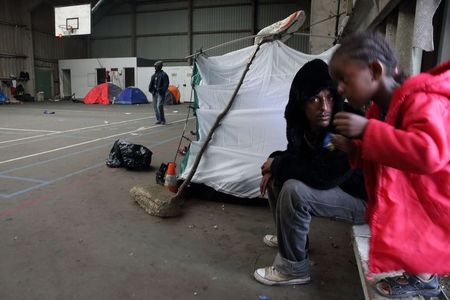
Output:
[
  {"xmin": 59, "ymin": 58, "xmax": 192, "ymax": 102},
  {"xmin": 138, "ymin": 66, "xmax": 193, "ymax": 103},
  {"xmin": 58, "ymin": 57, "xmax": 137, "ymax": 99}
]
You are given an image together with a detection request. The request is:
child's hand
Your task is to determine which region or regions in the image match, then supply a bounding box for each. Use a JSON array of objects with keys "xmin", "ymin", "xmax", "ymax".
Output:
[
  {"xmin": 330, "ymin": 134, "xmax": 357, "ymax": 154},
  {"xmin": 333, "ymin": 112, "xmax": 368, "ymax": 138}
]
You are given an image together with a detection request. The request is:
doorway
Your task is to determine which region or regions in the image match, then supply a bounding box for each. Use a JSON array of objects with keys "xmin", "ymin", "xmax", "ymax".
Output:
[
  {"xmin": 35, "ymin": 68, "xmax": 53, "ymax": 99},
  {"xmin": 97, "ymin": 68, "xmax": 106, "ymax": 84},
  {"xmin": 124, "ymin": 68, "xmax": 135, "ymax": 87},
  {"xmin": 62, "ymin": 69, "xmax": 72, "ymax": 99}
]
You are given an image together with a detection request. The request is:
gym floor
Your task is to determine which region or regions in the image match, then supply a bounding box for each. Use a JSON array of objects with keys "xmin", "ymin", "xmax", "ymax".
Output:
[{"xmin": 0, "ymin": 101, "xmax": 363, "ymax": 299}]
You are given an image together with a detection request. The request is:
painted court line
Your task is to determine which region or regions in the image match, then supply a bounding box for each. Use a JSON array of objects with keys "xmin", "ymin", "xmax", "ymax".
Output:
[
  {"xmin": 0, "ymin": 174, "xmax": 48, "ymax": 183},
  {"xmin": 0, "ymin": 134, "xmax": 181, "ymax": 199},
  {"xmin": 0, "ymin": 144, "xmax": 108, "ymax": 175},
  {"xmin": 0, "ymin": 113, "xmax": 185, "ymax": 145},
  {"xmin": 1, "ymin": 163, "xmax": 104, "ymax": 199},
  {"xmin": 0, "ymin": 127, "xmax": 58, "ymax": 133},
  {"xmin": 0, "ymin": 123, "xmax": 177, "ymax": 175},
  {"xmin": 34, "ymin": 109, "xmax": 182, "ymax": 116},
  {"xmin": 0, "ymin": 115, "xmax": 155, "ymax": 145},
  {"xmin": 0, "ymin": 117, "xmax": 193, "ymax": 166}
]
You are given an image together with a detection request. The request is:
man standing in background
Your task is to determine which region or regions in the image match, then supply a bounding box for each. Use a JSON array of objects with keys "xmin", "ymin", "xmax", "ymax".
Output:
[{"xmin": 149, "ymin": 61, "xmax": 169, "ymax": 125}]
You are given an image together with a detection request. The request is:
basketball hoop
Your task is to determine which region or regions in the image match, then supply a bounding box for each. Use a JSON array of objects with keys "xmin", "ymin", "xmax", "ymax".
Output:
[
  {"xmin": 54, "ymin": 5, "xmax": 89, "ymax": 37},
  {"xmin": 54, "ymin": 6, "xmax": 90, "ymax": 37}
]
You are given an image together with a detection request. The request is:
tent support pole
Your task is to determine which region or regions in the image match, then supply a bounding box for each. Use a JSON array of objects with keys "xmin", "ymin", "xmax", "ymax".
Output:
[{"xmin": 173, "ymin": 51, "xmax": 200, "ymax": 164}]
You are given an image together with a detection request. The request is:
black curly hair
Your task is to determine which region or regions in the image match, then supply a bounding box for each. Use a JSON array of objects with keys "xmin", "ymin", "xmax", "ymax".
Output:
[{"xmin": 331, "ymin": 31, "xmax": 405, "ymax": 83}]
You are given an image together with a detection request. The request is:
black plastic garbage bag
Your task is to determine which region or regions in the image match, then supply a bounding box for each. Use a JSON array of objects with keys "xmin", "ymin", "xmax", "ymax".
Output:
[
  {"xmin": 106, "ymin": 140, "xmax": 124, "ymax": 168},
  {"xmin": 106, "ymin": 139, "xmax": 153, "ymax": 170}
]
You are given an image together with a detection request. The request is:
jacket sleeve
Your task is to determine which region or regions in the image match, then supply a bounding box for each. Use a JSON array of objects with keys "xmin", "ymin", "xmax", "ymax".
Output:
[
  {"xmin": 161, "ymin": 73, "xmax": 169, "ymax": 95},
  {"xmin": 361, "ymin": 93, "xmax": 450, "ymax": 174},
  {"xmin": 149, "ymin": 75, "xmax": 155, "ymax": 94},
  {"xmin": 349, "ymin": 140, "xmax": 363, "ymax": 169},
  {"xmin": 348, "ymin": 103, "xmax": 378, "ymax": 169},
  {"xmin": 271, "ymin": 147, "xmax": 354, "ymax": 189}
]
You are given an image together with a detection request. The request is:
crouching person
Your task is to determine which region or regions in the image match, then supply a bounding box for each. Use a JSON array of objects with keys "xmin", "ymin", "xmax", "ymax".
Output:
[{"xmin": 255, "ymin": 59, "xmax": 367, "ymax": 285}]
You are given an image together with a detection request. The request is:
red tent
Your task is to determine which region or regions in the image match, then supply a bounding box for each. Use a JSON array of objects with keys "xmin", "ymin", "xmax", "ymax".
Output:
[{"xmin": 83, "ymin": 83, "xmax": 122, "ymax": 105}]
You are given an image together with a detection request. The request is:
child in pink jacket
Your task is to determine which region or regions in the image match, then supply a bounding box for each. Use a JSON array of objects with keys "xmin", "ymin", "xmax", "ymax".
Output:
[{"xmin": 329, "ymin": 31, "xmax": 450, "ymax": 298}]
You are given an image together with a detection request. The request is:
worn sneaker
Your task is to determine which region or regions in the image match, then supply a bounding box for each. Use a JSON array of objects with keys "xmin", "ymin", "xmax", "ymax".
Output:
[
  {"xmin": 154, "ymin": 121, "xmax": 161, "ymax": 125},
  {"xmin": 254, "ymin": 266, "xmax": 311, "ymax": 286},
  {"xmin": 263, "ymin": 235, "xmax": 278, "ymax": 248}
]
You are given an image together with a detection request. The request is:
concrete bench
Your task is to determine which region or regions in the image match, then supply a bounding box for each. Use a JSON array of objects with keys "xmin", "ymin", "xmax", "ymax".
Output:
[{"xmin": 352, "ymin": 225, "xmax": 449, "ymax": 300}]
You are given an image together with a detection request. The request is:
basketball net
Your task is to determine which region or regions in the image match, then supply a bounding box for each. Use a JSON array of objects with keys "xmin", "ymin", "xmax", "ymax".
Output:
[{"xmin": 58, "ymin": 25, "xmax": 75, "ymax": 38}]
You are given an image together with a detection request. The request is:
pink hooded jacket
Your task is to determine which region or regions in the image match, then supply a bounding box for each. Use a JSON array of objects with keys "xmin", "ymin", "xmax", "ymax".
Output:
[{"xmin": 351, "ymin": 61, "xmax": 450, "ymax": 274}]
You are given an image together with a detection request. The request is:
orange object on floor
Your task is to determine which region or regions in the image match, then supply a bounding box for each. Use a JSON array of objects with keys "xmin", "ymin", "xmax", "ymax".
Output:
[
  {"xmin": 167, "ymin": 85, "xmax": 180, "ymax": 104},
  {"xmin": 164, "ymin": 162, "xmax": 178, "ymax": 193}
]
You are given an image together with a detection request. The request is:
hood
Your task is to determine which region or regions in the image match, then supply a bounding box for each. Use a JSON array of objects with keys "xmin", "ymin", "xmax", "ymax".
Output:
[
  {"xmin": 401, "ymin": 60, "xmax": 450, "ymax": 97},
  {"xmin": 389, "ymin": 61, "xmax": 450, "ymax": 118},
  {"xmin": 284, "ymin": 59, "xmax": 343, "ymax": 129}
]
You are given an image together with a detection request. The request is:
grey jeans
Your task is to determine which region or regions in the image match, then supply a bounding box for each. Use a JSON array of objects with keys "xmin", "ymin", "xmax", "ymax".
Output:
[
  {"xmin": 152, "ymin": 93, "xmax": 165, "ymax": 123},
  {"xmin": 267, "ymin": 179, "xmax": 366, "ymax": 277}
]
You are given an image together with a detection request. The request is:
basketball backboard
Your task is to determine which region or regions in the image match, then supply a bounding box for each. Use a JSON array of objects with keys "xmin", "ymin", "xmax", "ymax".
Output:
[{"xmin": 55, "ymin": 4, "xmax": 91, "ymax": 37}]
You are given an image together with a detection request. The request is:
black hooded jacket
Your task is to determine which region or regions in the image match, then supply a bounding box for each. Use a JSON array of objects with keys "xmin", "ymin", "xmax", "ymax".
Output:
[{"xmin": 269, "ymin": 59, "xmax": 366, "ymax": 200}]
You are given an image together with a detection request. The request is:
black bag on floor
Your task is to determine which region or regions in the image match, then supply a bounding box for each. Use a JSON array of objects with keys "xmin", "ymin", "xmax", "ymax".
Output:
[{"xmin": 106, "ymin": 139, "xmax": 153, "ymax": 170}]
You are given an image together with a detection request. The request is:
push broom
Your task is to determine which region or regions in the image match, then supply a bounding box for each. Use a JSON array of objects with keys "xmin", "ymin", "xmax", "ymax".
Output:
[{"xmin": 130, "ymin": 41, "xmax": 263, "ymax": 217}]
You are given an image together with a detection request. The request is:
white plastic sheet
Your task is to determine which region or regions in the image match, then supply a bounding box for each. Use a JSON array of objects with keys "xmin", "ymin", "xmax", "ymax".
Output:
[{"xmin": 181, "ymin": 41, "xmax": 338, "ymax": 198}]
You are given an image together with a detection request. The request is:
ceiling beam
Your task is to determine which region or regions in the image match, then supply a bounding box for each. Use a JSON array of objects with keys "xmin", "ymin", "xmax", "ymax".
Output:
[{"xmin": 341, "ymin": 0, "xmax": 402, "ymax": 36}]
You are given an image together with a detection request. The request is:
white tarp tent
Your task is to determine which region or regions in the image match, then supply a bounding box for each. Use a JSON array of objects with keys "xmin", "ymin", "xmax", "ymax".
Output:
[{"xmin": 180, "ymin": 40, "xmax": 338, "ymax": 198}]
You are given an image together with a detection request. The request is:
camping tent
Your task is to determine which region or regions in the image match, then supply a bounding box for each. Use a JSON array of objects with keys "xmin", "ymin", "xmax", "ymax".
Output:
[
  {"xmin": 116, "ymin": 87, "xmax": 148, "ymax": 104},
  {"xmin": 0, "ymin": 91, "xmax": 6, "ymax": 104},
  {"xmin": 83, "ymin": 83, "xmax": 122, "ymax": 105},
  {"xmin": 164, "ymin": 85, "xmax": 181, "ymax": 105},
  {"xmin": 180, "ymin": 40, "xmax": 337, "ymax": 198}
]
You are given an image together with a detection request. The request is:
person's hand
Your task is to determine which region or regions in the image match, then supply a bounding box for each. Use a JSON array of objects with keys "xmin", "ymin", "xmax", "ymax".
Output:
[
  {"xmin": 333, "ymin": 112, "xmax": 368, "ymax": 138},
  {"xmin": 260, "ymin": 173, "xmax": 272, "ymax": 196},
  {"xmin": 330, "ymin": 134, "xmax": 357, "ymax": 154},
  {"xmin": 261, "ymin": 158, "xmax": 273, "ymax": 175}
]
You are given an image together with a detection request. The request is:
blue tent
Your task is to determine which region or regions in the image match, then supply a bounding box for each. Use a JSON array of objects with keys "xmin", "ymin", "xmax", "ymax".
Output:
[
  {"xmin": 116, "ymin": 87, "xmax": 148, "ymax": 104},
  {"xmin": 0, "ymin": 91, "xmax": 7, "ymax": 104}
]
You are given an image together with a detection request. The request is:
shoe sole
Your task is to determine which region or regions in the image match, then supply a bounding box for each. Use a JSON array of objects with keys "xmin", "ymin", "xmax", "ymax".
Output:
[
  {"xmin": 263, "ymin": 235, "xmax": 278, "ymax": 248},
  {"xmin": 375, "ymin": 283, "xmax": 441, "ymax": 298},
  {"xmin": 253, "ymin": 270, "xmax": 311, "ymax": 286}
]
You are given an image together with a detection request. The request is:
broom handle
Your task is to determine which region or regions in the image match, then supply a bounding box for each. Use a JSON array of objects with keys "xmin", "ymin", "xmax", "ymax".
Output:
[{"xmin": 175, "ymin": 42, "xmax": 262, "ymax": 197}]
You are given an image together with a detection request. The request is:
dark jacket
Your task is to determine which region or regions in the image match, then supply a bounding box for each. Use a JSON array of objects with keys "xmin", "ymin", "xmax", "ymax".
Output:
[
  {"xmin": 269, "ymin": 59, "xmax": 366, "ymax": 200},
  {"xmin": 149, "ymin": 70, "xmax": 169, "ymax": 96}
]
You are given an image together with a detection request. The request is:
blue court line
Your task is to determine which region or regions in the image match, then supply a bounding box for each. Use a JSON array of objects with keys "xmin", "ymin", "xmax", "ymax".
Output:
[
  {"xmin": 0, "ymin": 135, "xmax": 181, "ymax": 199},
  {"xmin": 1, "ymin": 163, "xmax": 105, "ymax": 199},
  {"xmin": 0, "ymin": 143, "xmax": 107, "ymax": 175},
  {"xmin": 0, "ymin": 174, "xmax": 48, "ymax": 183}
]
